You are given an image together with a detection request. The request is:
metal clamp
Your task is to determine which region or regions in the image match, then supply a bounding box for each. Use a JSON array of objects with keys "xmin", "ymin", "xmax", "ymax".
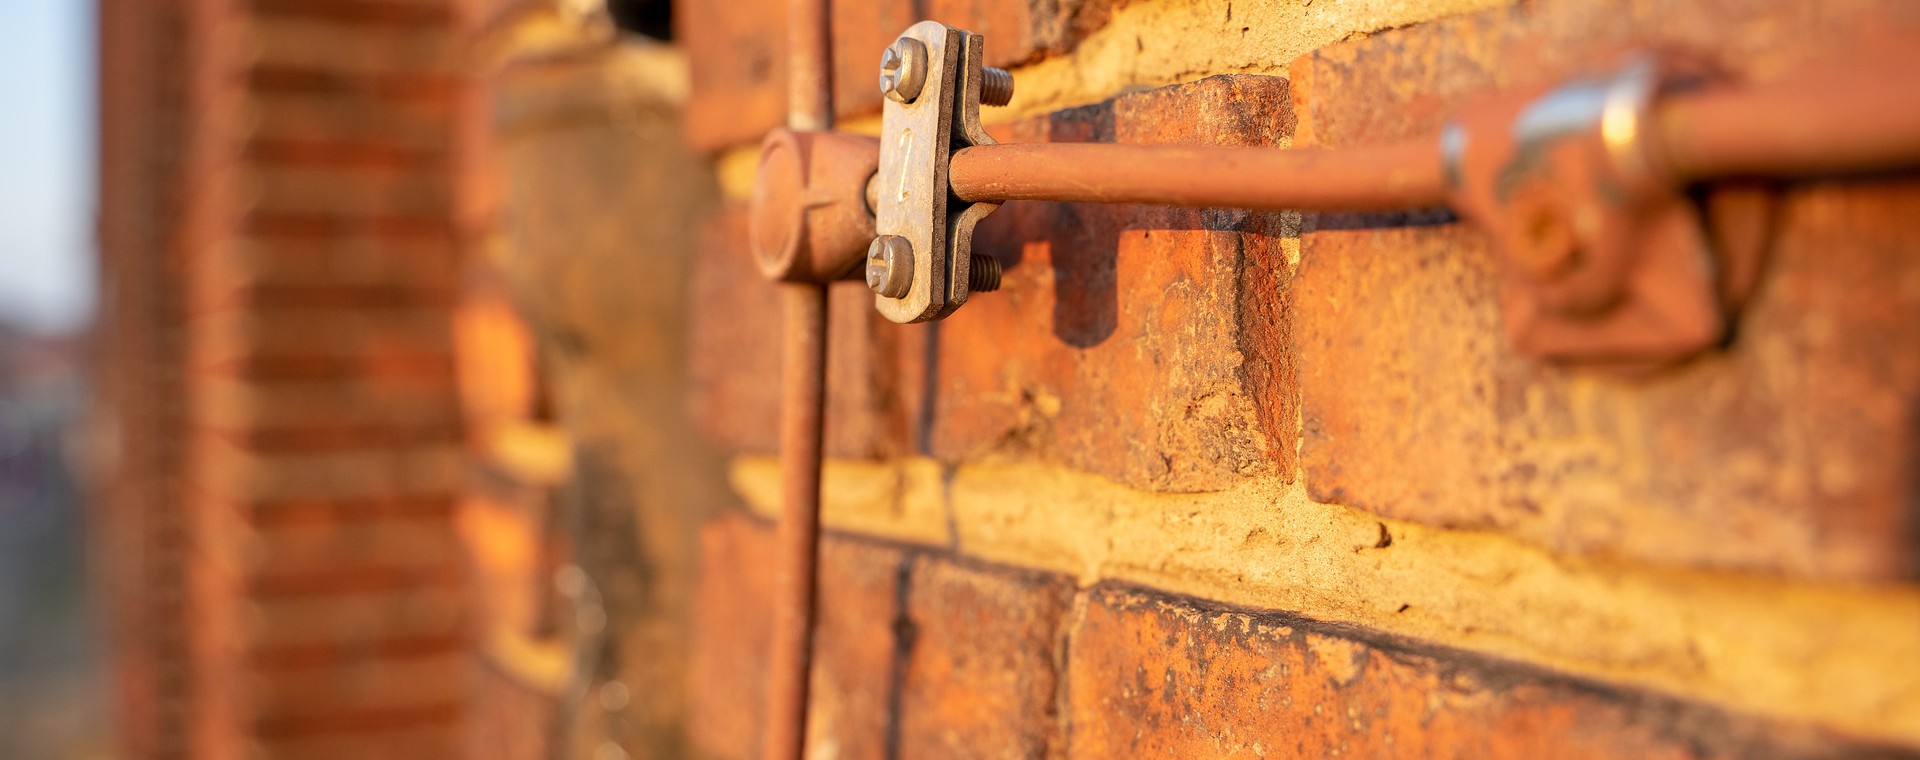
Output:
[
  {"xmin": 1443, "ymin": 55, "xmax": 1770, "ymax": 369},
  {"xmin": 869, "ymin": 21, "xmax": 1009, "ymax": 323}
]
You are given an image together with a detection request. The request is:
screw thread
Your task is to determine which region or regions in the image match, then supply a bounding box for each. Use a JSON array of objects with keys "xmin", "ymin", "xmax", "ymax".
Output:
[
  {"xmin": 969, "ymin": 254, "xmax": 1003, "ymax": 293},
  {"xmin": 979, "ymin": 67, "xmax": 1015, "ymax": 107}
]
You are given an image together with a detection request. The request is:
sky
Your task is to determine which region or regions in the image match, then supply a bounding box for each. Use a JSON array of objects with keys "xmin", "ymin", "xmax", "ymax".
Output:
[{"xmin": 0, "ymin": 0, "xmax": 94, "ymax": 334}]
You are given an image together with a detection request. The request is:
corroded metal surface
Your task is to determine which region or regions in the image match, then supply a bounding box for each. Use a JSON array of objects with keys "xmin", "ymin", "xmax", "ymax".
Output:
[
  {"xmin": 763, "ymin": 0, "xmax": 837, "ymax": 758},
  {"xmin": 750, "ymin": 128, "xmax": 880, "ymax": 283},
  {"xmin": 949, "ymin": 140, "xmax": 1445, "ymax": 210},
  {"xmin": 1442, "ymin": 56, "xmax": 1753, "ymax": 369},
  {"xmin": 871, "ymin": 21, "xmax": 1004, "ymax": 323}
]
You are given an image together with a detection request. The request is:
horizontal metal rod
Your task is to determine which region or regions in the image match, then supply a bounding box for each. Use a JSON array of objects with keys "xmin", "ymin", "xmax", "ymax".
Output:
[
  {"xmin": 1657, "ymin": 64, "xmax": 1920, "ymax": 183},
  {"xmin": 949, "ymin": 140, "xmax": 1447, "ymax": 211},
  {"xmin": 949, "ymin": 47, "xmax": 1920, "ymax": 210}
]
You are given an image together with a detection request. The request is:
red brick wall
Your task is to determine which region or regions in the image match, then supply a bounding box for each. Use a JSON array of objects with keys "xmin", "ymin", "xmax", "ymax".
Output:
[
  {"xmin": 676, "ymin": 0, "xmax": 1920, "ymax": 756},
  {"xmin": 99, "ymin": 0, "xmax": 481, "ymax": 757}
]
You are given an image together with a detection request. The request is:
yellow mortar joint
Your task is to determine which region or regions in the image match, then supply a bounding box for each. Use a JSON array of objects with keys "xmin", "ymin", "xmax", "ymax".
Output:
[{"xmin": 729, "ymin": 455, "xmax": 1920, "ymax": 746}]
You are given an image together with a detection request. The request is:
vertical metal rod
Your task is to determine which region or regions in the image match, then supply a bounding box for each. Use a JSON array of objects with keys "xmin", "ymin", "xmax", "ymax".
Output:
[
  {"xmin": 765, "ymin": 286, "xmax": 827, "ymax": 760},
  {"xmin": 764, "ymin": 0, "xmax": 833, "ymax": 757},
  {"xmin": 786, "ymin": 0, "xmax": 833, "ymax": 133}
]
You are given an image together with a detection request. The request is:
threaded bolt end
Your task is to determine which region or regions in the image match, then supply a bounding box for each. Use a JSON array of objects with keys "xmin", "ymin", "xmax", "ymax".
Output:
[
  {"xmin": 979, "ymin": 67, "xmax": 1015, "ymax": 107},
  {"xmin": 969, "ymin": 254, "xmax": 1002, "ymax": 293}
]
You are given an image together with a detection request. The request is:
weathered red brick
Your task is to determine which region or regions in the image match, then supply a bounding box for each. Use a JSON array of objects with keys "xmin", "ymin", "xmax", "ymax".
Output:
[
  {"xmin": 688, "ymin": 513, "xmax": 1082, "ymax": 759},
  {"xmin": 685, "ymin": 205, "xmax": 927, "ymax": 459},
  {"xmin": 935, "ymin": 74, "xmax": 1295, "ymax": 491},
  {"xmin": 253, "ymin": 725, "xmax": 463, "ymax": 760},
  {"xmin": 190, "ymin": 306, "xmax": 454, "ymax": 368},
  {"xmin": 198, "ymin": 373, "xmax": 461, "ymax": 440},
  {"xmin": 686, "ymin": 512, "xmax": 907, "ymax": 760},
  {"xmin": 208, "ymin": 235, "xmax": 461, "ymax": 292},
  {"xmin": 249, "ymin": 651, "xmax": 465, "ymax": 724},
  {"xmin": 243, "ymin": 584, "xmax": 469, "ymax": 650},
  {"xmin": 248, "ymin": 16, "xmax": 456, "ymax": 77},
  {"xmin": 1291, "ymin": 0, "xmax": 1920, "ymax": 579},
  {"xmin": 247, "ymin": 0, "xmax": 457, "ymax": 28},
  {"xmin": 1066, "ymin": 586, "xmax": 1909, "ymax": 759},
  {"xmin": 248, "ymin": 165, "xmax": 452, "ymax": 219},
  {"xmin": 896, "ymin": 556, "xmax": 1073, "ymax": 758},
  {"xmin": 194, "ymin": 437, "xmax": 465, "ymax": 504},
  {"xmin": 232, "ymin": 506, "xmax": 461, "ymax": 579},
  {"xmin": 249, "ymin": 87, "xmax": 459, "ymax": 152}
]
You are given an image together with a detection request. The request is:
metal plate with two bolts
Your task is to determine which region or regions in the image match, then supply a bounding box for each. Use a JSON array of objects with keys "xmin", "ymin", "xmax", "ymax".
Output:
[{"xmin": 873, "ymin": 21, "xmax": 1000, "ymax": 323}]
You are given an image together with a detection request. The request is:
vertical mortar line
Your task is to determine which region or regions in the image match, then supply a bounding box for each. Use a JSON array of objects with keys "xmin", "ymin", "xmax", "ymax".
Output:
[
  {"xmin": 880, "ymin": 552, "xmax": 918, "ymax": 760},
  {"xmin": 764, "ymin": 1, "xmax": 835, "ymax": 758}
]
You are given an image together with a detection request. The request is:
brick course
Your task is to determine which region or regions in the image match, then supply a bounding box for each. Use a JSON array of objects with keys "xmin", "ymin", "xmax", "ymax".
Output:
[{"xmin": 689, "ymin": 513, "xmax": 1917, "ymax": 758}]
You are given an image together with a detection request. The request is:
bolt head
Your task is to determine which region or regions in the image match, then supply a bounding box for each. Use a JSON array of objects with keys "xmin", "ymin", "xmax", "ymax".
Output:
[
  {"xmin": 879, "ymin": 38, "xmax": 928, "ymax": 104},
  {"xmin": 866, "ymin": 235, "xmax": 914, "ymax": 298}
]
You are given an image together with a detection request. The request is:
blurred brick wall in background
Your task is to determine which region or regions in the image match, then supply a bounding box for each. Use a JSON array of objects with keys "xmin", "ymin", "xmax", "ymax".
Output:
[{"xmin": 98, "ymin": 0, "xmax": 486, "ymax": 756}]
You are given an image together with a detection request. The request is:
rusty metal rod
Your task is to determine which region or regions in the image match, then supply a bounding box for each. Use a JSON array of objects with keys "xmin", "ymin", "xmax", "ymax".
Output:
[
  {"xmin": 763, "ymin": 0, "xmax": 833, "ymax": 755},
  {"xmin": 786, "ymin": 0, "xmax": 833, "ymax": 133},
  {"xmin": 764, "ymin": 284, "xmax": 827, "ymax": 760},
  {"xmin": 949, "ymin": 140, "xmax": 1448, "ymax": 211},
  {"xmin": 1657, "ymin": 63, "xmax": 1920, "ymax": 183},
  {"xmin": 949, "ymin": 55, "xmax": 1920, "ymax": 210}
]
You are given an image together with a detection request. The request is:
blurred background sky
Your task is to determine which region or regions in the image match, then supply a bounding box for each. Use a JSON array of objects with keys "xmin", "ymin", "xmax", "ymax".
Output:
[
  {"xmin": 0, "ymin": 2, "xmax": 103, "ymax": 758},
  {"xmin": 1, "ymin": 0, "xmax": 94, "ymax": 334}
]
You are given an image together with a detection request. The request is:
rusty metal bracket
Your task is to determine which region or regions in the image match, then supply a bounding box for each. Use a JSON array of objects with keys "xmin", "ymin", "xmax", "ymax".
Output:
[
  {"xmin": 750, "ymin": 128, "xmax": 882, "ymax": 283},
  {"xmin": 871, "ymin": 21, "xmax": 1004, "ymax": 323},
  {"xmin": 1443, "ymin": 55, "xmax": 1771, "ymax": 370}
]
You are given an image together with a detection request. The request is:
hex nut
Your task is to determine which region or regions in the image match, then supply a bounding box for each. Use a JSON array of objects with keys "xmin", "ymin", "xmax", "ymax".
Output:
[
  {"xmin": 880, "ymin": 38, "xmax": 928, "ymax": 104},
  {"xmin": 866, "ymin": 235, "xmax": 914, "ymax": 298}
]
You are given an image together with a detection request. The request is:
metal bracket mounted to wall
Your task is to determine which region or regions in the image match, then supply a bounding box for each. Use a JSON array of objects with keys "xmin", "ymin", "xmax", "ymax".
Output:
[
  {"xmin": 1442, "ymin": 56, "xmax": 1771, "ymax": 370},
  {"xmin": 868, "ymin": 21, "xmax": 1006, "ymax": 323}
]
